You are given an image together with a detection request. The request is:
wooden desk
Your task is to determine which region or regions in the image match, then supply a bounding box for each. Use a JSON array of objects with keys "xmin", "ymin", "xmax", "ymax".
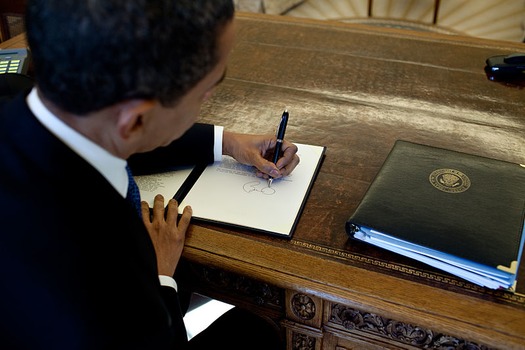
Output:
[
  {"xmin": 0, "ymin": 32, "xmax": 26, "ymax": 49},
  {"xmin": 5, "ymin": 13, "xmax": 525, "ymax": 350},
  {"xmin": 188, "ymin": 13, "xmax": 525, "ymax": 350}
]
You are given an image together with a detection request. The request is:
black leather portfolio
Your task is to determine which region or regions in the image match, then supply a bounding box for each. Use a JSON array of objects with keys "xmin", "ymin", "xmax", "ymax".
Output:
[{"xmin": 346, "ymin": 140, "xmax": 525, "ymax": 290}]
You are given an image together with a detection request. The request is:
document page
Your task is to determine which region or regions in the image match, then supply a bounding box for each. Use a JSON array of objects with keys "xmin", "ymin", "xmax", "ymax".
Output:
[
  {"xmin": 135, "ymin": 143, "xmax": 325, "ymax": 237},
  {"xmin": 135, "ymin": 166, "xmax": 194, "ymax": 207},
  {"xmin": 181, "ymin": 143, "xmax": 324, "ymax": 237}
]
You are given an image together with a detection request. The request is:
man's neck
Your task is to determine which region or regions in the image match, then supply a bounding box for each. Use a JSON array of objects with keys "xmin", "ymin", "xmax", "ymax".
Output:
[{"xmin": 35, "ymin": 87, "xmax": 127, "ymax": 159}]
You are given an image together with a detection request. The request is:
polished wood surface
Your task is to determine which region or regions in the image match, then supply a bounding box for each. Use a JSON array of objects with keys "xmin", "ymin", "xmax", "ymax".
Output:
[
  {"xmin": 193, "ymin": 13, "xmax": 525, "ymax": 349},
  {"xmin": 0, "ymin": 32, "xmax": 26, "ymax": 49},
  {"xmin": 4, "ymin": 13, "xmax": 524, "ymax": 349}
]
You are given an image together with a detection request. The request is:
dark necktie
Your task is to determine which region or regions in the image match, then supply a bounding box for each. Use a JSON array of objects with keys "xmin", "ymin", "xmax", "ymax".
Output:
[{"xmin": 126, "ymin": 165, "xmax": 142, "ymax": 218}]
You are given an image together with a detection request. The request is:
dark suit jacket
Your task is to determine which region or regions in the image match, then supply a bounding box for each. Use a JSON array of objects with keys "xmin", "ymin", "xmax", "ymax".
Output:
[{"xmin": 0, "ymin": 91, "xmax": 215, "ymax": 349}]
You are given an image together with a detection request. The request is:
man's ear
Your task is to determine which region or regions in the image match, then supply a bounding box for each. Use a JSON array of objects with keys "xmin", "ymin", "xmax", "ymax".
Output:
[{"xmin": 116, "ymin": 99, "xmax": 156, "ymax": 139}]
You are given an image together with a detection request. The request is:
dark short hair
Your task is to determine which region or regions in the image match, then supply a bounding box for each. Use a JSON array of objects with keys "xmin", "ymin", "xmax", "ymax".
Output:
[{"xmin": 26, "ymin": 0, "xmax": 234, "ymax": 115}]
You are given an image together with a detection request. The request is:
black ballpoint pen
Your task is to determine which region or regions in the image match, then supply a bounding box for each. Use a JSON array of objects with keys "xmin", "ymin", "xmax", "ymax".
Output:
[{"xmin": 268, "ymin": 109, "xmax": 289, "ymax": 187}]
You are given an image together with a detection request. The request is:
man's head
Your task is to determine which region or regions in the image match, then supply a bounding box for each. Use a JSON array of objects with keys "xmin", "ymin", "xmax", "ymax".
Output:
[{"xmin": 26, "ymin": 0, "xmax": 235, "ymax": 115}]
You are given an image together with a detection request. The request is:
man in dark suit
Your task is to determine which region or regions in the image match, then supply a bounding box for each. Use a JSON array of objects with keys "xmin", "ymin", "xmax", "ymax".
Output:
[{"xmin": 0, "ymin": 0, "xmax": 298, "ymax": 349}]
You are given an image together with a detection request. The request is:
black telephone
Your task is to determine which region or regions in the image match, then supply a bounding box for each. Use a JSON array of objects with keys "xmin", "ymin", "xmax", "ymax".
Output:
[{"xmin": 0, "ymin": 48, "xmax": 30, "ymax": 75}]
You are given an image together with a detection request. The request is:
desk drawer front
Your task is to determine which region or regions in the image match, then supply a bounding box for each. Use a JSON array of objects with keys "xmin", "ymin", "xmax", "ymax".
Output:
[{"xmin": 326, "ymin": 302, "xmax": 495, "ymax": 350}]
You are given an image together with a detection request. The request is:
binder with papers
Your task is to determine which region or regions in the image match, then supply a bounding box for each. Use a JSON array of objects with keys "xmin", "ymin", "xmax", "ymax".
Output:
[{"xmin": 346, "ymin": 140, "xmax": 525, "ymax": 290}]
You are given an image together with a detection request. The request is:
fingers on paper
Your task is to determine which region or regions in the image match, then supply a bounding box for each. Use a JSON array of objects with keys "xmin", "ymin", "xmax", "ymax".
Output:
[{"xmin": 177, "ymin": 202, "xmax": 193, "ymax": 232}]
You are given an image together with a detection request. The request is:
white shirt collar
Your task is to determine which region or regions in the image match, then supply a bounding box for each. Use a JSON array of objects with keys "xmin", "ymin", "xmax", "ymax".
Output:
[{"xmin": 26, "ymin": 88, "xmax": 129, "ymax": 197}]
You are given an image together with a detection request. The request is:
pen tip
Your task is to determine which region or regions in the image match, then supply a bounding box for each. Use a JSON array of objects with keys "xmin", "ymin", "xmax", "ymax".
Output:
[{"xmin": 267, "ymin": 178, "xmax": 273, "ymax": 187}]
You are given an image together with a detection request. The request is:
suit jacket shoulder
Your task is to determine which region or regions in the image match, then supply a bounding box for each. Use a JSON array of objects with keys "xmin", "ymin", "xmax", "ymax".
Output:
[{"xmin": 128, "ymin": 123, "xmax": 216, "ymax": 175}]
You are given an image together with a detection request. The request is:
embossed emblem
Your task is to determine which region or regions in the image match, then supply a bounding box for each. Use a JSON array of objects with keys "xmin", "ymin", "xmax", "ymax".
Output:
[{"xmin": 429, "ymin": 168, "xmax": 470, "ymax": 193}]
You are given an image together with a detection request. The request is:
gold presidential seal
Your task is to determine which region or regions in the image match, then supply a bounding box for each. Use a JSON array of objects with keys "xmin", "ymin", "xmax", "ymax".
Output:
[{"xmin": 429, "ymin": 168, "xmax": 470, "ymax": 193}]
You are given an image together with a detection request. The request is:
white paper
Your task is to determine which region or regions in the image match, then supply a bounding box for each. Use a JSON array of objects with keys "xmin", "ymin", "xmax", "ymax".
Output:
[
  {"xmin": 135, "ymin": 143, "xmax": 325, "ymax": 237},
  {"xmin": 135, "ymin": 166, "xmax": 194, "ymax": 207}
]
